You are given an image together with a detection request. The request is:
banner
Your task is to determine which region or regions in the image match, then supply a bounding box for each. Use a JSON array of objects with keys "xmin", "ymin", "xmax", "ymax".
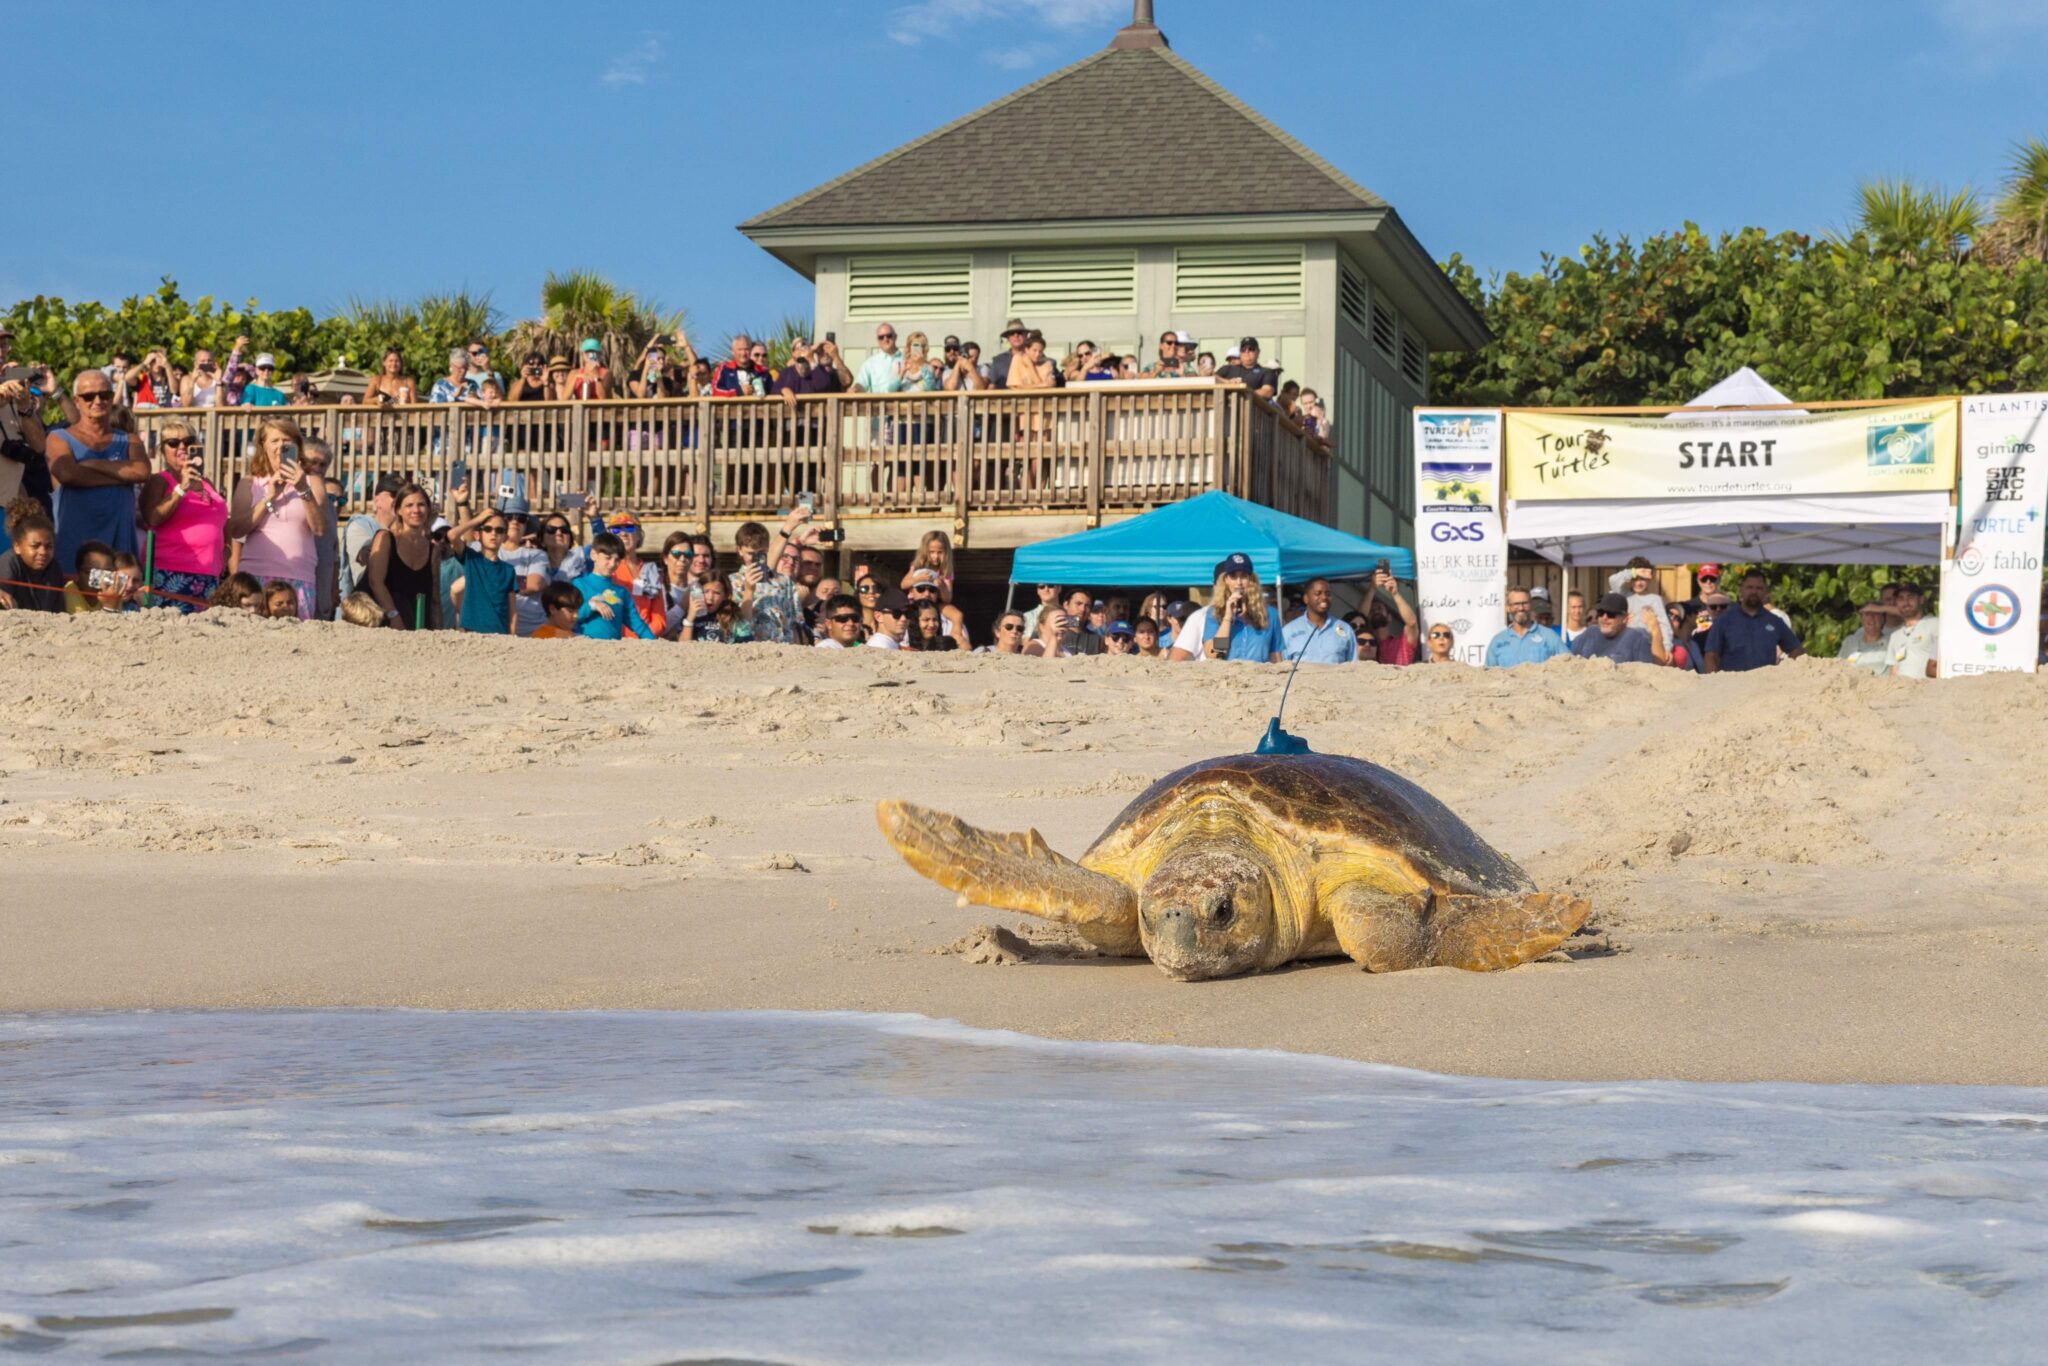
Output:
[
  {"xmin": 1939, "ymin": 394, "xmax": 2048, "ymax": 677},
  {"xmin": 1413, "ymin": 410, "xmax": 1507, "ymax": 666},
  {"xmin": 1502, "ymin": 401, "xmax": 1958, "ymax": 502}
]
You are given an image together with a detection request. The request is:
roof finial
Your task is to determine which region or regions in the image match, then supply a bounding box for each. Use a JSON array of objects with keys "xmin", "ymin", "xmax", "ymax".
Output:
[{"xmin": 1111, "ymin": 0, "xmax": 1168, "ymax": 49}]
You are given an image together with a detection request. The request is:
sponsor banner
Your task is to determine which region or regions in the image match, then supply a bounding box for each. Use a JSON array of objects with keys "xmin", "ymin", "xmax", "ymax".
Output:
[
  {"xmin": 1940, "ymin": 394, "xmax": 2048, "ymax": 677},
  {"xmin": 1502, "ymin": 401, "xmax": 1959, "ymax": 501},
  {"xmin": 1414, "ymin": 410, "xmax": 1507, "ymax": 666}
]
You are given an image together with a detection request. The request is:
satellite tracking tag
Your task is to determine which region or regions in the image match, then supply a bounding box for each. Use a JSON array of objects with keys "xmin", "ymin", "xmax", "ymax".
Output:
[{"xmin": 1256, "ymin": 619, "xmax": 1326, "ymax": 755}]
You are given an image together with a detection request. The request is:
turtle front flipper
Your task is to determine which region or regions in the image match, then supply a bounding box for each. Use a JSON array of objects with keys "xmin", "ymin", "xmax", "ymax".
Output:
[
  {"xmin": 1325, "ymin": 885, "xmax": 1590, "ymax": 973},
  {"xmin": 876, "ymin": 801, "xmax": 1142, "ymax": 955}
]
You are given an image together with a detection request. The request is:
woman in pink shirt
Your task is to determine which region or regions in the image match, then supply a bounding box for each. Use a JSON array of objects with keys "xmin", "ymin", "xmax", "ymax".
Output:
[
  {"xmin": 137, "ymin": 419, "xmax": 228, "ymax": 612},
  {"xmin": 227, "ymin": 416, "xmax": 326, "ymax": 619}
]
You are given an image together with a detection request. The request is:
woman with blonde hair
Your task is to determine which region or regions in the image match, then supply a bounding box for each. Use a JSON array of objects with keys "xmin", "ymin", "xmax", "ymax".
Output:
[
  {"xmin": 1424, "ymin": 623, "xmax": 1457, "ymax": 664},
  {"xmin": 1166, "ymin": 553, "xmax": 1283, "ymax": 663},
  {"xmin": 898, "ymin": 527, "xmax": 967, "ymax": 638},
  {"xmin": 226, "ymin": 416, "xmax": 325, "ymax": 619},
  {"xmin": 138, "ymin": 420, "xmax": 228, "ymax": 611}
]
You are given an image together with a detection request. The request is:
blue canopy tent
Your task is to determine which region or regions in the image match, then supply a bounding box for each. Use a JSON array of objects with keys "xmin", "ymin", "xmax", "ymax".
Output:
[{"xmin": 1008, "ymin": 492, "xmax": 1414, "ymax": 597}]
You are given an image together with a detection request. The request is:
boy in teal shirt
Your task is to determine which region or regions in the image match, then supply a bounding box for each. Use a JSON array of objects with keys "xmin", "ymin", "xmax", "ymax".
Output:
[
  {"xmin": 444, "ymin": 488, "xmax": 519, "ymax": 634},
  {"xmin": 572, "ymin": 533, "xmax": 654, "ymax": 640}
]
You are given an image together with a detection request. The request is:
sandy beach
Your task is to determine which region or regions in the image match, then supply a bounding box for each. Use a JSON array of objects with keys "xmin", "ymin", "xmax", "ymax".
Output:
[{"xmin": 3, "ymin": 609, "xmax": 2043, "ymax": 1086}]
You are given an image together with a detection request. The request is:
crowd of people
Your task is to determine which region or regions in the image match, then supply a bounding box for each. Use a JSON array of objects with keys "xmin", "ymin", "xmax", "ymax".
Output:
[
  {"xmin": 1478, "ymin": 558, "xmax": 1946, "ymax": 678},
  {"xmin": 0, "ymin": 318, "xmax": 1331, "ymax": 437}
]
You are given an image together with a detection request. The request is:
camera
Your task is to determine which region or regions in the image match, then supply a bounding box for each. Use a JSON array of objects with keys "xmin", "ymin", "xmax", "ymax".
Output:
[{"xmin": 85, "ymin": 568, "xmax": 118, "ymax": 591}]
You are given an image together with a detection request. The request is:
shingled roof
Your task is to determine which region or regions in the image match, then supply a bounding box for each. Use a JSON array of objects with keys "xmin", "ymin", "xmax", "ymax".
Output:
[{"xmin": 741, "ymin": 43, "xmax": 1387, "ymax": 232}]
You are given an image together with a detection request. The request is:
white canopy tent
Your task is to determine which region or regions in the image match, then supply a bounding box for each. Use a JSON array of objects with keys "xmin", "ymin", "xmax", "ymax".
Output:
[{"xmin": 1505, "ymin": 368, "xmax": 1949, "ymax": 567}]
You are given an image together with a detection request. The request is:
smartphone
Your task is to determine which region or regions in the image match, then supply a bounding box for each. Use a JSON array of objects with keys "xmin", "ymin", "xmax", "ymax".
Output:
[
  {"xmin": 449, "ymin": 459, "xmax": 468, "ymax": 491},
  {"xmin": 279, "ymin": 443, "xmax": 298, "ymax": 465},
  {"xmin": 825, "ymin": 332, "xmax": 836, "ymax": 344},
  {"xmin": 557, "ymin": 491, "xmax": 588, "ymax": 512},
  {"xmin": 821, "ymin": 527, "xmax": 846, "ymax": 543},
  {"xmin": 1375, "ymin": 558, "xmax": 1391, "ymax": 576},
  {"xmin": 796, "ymin": 491, "xmax": 815, "ymax": 515}
]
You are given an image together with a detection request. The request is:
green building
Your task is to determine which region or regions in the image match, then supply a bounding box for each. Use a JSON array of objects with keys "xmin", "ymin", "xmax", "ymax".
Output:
[{"xmin": 739, "ymin": 2, "xmax": 1486, "ymax": 549}]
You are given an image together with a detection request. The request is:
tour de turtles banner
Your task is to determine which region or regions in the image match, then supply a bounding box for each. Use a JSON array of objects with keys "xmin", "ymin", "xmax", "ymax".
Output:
[
  {"xmin": 1939, "ymin": 394, "xmax": 2048, "ymax": 677},
  {"xmin": 1501, "ymin": 401, "xmax": 1959, "ymax": 501},
  {"xmin": 1413, "ymin": 410, "xmax": 1507, "ymax": 666}
]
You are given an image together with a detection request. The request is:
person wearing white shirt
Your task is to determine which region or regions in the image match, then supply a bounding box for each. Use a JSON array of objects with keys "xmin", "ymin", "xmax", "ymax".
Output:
[{"xmin": 1887, "ymin": 582, "xmax": 1939, "ymax": 679}]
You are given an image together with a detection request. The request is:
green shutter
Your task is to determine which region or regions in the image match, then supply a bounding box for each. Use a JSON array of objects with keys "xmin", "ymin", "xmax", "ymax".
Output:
[
  {"xmin": 1369, "ymin": 298, "xmax": 1397, "ymax": 359},
  {"xmin": 845, "ymin": 254, "xmax": 973, "ymax": 321},
  {"xmin": 1399, "ymin": 330, "xmax": 1427, "ymax": 391},
  {"xmin": 1007, "ymin": 250, "xmax": 1136, "ymax": 315},
  {"xmin": 1172, "ymin": 244, "xmax": 1304, "ymax": 311}
]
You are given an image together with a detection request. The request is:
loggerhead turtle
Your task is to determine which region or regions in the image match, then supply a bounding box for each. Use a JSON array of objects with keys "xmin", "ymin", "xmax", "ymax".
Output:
[{"xmin": 877, "ymin": 752, "xmax": 1590, "ymax": 981}]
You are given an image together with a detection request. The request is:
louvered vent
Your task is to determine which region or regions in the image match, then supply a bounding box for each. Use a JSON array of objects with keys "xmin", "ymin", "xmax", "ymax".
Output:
[
  {"xmin": 1172, "ymin": 244, "xmax": 1305, "ymax": 311},
  {"xmin": 1008, "ymin": 250, "xmax": 1136, "ymax": 315},
  {"xmin": 1338, "ymin": 257, "xmax": 1369, "ymax": 332},
  {"xmin": 845, "ymin": 254, "xmax": 972, "ymax": 320},
  {"xmin": 1399, "ymin": 330, "xmax": 1427, "ymax": 389},
  {"xmin": 1369, "ymin": 298, "xmax": 1398, "ymax": 358}
]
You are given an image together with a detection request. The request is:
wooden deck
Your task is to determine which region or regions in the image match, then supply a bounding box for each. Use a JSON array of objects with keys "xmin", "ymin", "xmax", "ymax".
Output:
[{"xmin": 129, "ymin": 383, "xmax": 1330, "ymax": 549}]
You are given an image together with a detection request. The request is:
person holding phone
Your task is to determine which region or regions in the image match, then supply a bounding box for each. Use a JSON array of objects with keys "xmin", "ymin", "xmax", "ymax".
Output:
[
  {"xmin": 727, "ymin": 516, "xmax": 805, "ymax": 644},
  {"xmin": 226, "ymin": 416, "xmax": 326, "ymax": 619},
  {"xmin": 137, "ymin": 420, "xmax": 227, "ymax": 611},
  {"xmin": 1362, "ymin": 561, "xmax": 1420, "ymax": 664}
]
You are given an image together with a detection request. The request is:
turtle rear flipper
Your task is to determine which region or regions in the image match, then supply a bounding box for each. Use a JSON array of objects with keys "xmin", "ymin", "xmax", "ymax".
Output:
[
  {"xmin": 1325, "ymin": 886, "xmax": 1589, "ymax": 973},
  {"xmin": 876, "ymin": 801, "xmax": 1142, "ymax": 955},
  {"xmin": 1428, "ymin": 892, "xmax": 1590, "ymax": 971}
]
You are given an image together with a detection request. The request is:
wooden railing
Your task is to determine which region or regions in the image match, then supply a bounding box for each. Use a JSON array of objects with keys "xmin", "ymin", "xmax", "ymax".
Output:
[{"xmin": 128, "ymin": 384, "xmax": 1330, "ymax": 534}]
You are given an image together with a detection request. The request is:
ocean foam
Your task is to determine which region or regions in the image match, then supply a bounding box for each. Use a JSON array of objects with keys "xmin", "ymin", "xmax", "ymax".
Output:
[{"xmin": 0, "ymin": 1009, "xmax": 2043, "ymax": 1364}]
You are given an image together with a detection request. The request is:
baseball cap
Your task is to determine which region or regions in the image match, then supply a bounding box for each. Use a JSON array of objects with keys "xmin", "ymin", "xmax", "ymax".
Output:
[
  {"xmin": 1528, "ymin": 585, "xmax": 1553, "ymax": 602},
  {"xmin": 1238, "ymin": 336, "xmax": 1261, "ymax": 351},
  {"xmin": 1165, "ymin": 599, "xmax": 1192, "ymax": 619},
  {"xmin": 875, "ymin": 587, "xmax": 911, "ymax": 613},
  {"xmin": 1697, "ymin": 562, "xmax": 1724, "ymax": 579},
  {"xmin": 1175, "ymin": 330, "xmax": 1196, "ymax": 345},
  {"xmin": 1215, "ymin": 552, "xmax": 1256, "ymax": 579},
  {"xmin": 1106, "ymin": 621, "xmax": 1134, "ymax": 639},
  {"xmin": 1225, "ymin": 348, "xmax": 1241, "ymax": 362},
  {"xmin": 579, "ymin": 338, "xmax": 602, "ymax": 354},
  {"xmin": 1596, "ymin": 592, "xmax": 1630, "ymax": 616},
  {"xmin": 253, "ymin": 352, "xmax": 276, "ymax": 369},
  {"xmin": 430, "ymin": 517, "xmax": 452, "ymax": 533},
  {"xmin": 909, "ymin": 567, "xmax": 942, "ymax": 585},
  {"xmin": 603, "ymin": 512, "xmax": 641, "ymax": 533}
]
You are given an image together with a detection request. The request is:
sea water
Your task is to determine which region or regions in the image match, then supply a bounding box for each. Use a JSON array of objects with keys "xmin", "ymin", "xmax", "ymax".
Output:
[{"xmin": 1, "ymin": 1012, "xmax": 2043, "ymax": 1364}]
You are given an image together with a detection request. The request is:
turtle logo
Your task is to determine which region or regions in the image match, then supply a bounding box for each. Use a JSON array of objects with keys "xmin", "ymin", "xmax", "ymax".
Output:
[
  {"xmin": 1966, "ymin": 584, "xmax": 2020, "ymax": 635},
  {"xmin": 1582, "ymin": 429, "xmax": 1611, "ymax": 456},
  {"xmin": 1867, "ymin": 422, "xmax": 1933, "ymax": 467}
]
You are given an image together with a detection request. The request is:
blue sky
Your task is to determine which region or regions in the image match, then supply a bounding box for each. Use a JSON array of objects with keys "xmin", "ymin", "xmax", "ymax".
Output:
[{"xmin": 7, "ymin": 0, "xmax": 2044, "ymax": 345}]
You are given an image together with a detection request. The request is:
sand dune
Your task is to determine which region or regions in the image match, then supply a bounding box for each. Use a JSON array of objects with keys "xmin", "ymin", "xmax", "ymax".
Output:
[{"xmin": 4, "ymin": 610, "xmax": 2044, "ymax": 1085}]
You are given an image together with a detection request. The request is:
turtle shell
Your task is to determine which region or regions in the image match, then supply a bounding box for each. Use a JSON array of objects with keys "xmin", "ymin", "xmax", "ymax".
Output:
[{"xmin": 1082, "ymin": 752, "xmax": 1533, "ymax": 897}]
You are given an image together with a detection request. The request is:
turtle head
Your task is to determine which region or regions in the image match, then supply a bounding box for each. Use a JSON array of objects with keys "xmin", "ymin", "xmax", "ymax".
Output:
[{"xmin": 1138, "ymin": 845, "xmax": 1277, "ymax": 981}]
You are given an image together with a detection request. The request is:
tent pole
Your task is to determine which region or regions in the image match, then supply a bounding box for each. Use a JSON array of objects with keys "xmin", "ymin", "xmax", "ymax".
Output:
[{"xmin": 1004, "ymin": 582, "xmax": 1016, "ymax": 612}]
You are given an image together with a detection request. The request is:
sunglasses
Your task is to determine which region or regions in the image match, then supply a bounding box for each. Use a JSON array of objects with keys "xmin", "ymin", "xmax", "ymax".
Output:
[
  {"xmin": 828, "ymin": 613, "xmax": 861, "ymax": 624},
  {"xmin": 1427, "ymin": 630, "xmax": 1451, "ymax": 639},
  {"xmin": 666, "ymin": 549, "xmax": 690, "ymax": 558},
  {"xmin": 78, "ymin": 392, "xmax": 113, "ymax": 404},
  {"xmin": 256, "ymin": 364, "xmax": 274, "ymax": 371},
  {"xmin": 1595, "ymin": 610, "xmax": 1622, "ymax": 620},
  {"xmin": 876, "ymin": 332, "xmax": 896, "ymax": 341},
  {"xmin": 877, "ymin": 606, "xmax": 905, "ymax": 617},
  {"xmin": 161, "ymin": 437, "xmax": 194, "ymax": 449},
  {"xmin": 857, "ymin": 583, "xmax": 878, "ymax": 594},
  {"xmin": 543, "ymin": 525, "xmax": 571, "ymax": 535},
  {"xmin": 998, "ymin": 623, "xmax": 1022, "ymax": 632},
  {"xmin": 481, "ymin": 524, "xmax": 508, "ymax": 534}
]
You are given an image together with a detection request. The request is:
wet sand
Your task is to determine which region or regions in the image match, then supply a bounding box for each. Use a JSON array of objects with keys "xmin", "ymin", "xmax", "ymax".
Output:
[{"xmin": 4, "ymin": 610, "xmax": 2045, "ymax": 1085}]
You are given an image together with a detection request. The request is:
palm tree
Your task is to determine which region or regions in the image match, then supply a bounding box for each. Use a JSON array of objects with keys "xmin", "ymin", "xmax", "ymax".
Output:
[
  {"xmin": 1833, "ymin": 177, "xmax": 1983, "ymax": 261},
  {"xmin": 1976, "ymin": 136, "xmax": 2048, "ymax": 266},
  {"xmin": 498, "ymin": 271, "xmax": 686, "ymax": 383}
]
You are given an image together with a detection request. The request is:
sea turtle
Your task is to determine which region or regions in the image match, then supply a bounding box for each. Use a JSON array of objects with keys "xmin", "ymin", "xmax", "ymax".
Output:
[{"xmin": 877, "ymin": 752, "xmax": 1590, "ymax": 981}]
